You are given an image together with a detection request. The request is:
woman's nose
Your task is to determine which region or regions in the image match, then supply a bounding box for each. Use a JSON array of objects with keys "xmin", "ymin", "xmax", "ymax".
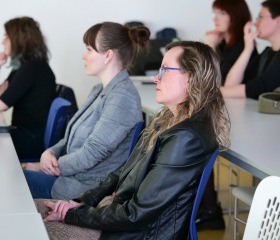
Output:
[
  {"xmin": 82, "ymin": 52, "xmax": 86, "ymax": 60},
  {"xmin": 154, "ymin": 74, "xmax": 160, "ymax": 84}
]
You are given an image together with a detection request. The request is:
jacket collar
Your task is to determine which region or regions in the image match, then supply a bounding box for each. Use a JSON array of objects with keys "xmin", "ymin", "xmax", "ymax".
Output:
[{"xmin": 100, "ymin": 69, "xmax": 129, "ymax": 97}]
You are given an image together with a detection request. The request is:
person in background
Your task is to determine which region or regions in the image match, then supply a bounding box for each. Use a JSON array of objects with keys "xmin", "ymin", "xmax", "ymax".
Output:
[
  {"xmin": 221, "ymin": 0, "xmax": 280, "ymax": 99},
  {"xmin": 34, "ymin": 41, "xmax": 231, "ymax": 240},
  {"xmin": 204, "ymin": 0, "xmax": 257, "ymax": 85},
  {"xmin": 23, "ymin": 21, "xmax": 150, "ymax": 200},
  {"xmin": 0, "ymin": 16, "xmax": 56, "ymax": 159},
  {"xmin": 198, "ymin": 0, "xmax": 257, "ymax": 231}
]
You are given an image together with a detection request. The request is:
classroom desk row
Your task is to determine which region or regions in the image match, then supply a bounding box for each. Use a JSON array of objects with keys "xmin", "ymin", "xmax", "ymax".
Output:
[
  {"xmin": 0, "ymin": 113, "xmax": 49, "ymax": 240},
  {"xmin": 133, "ymin": 80, "xmax": 280, "ymax": 179},
  {"xmin": 1, "ymin": 80, "xmax": 279, "ymax": 239}
]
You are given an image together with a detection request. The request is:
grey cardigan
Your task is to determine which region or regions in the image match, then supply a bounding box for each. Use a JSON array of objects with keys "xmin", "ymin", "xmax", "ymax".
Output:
[{"xmin": 50, "ymin": 70, "xmax": 142, "ymax": 199}]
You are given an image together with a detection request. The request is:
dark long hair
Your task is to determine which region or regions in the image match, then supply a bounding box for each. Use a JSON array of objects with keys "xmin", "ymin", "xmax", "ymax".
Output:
[{"xmin": 213, "ymin": 0, "xmax": 251, "ymax": 48}]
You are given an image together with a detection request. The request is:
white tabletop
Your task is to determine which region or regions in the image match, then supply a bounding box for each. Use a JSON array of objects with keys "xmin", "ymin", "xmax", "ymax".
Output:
[
  {"xmin": 134, "ymin": 81, "xmax": 280, "ymax": 179},
  {"xmin": 0, "ymin": 213, "xmax": 49, "ymax": 240},
  {"xmin": 220, "ymin": 98, "xmax": 280, "ymax": 179},
  {"xmin": 0, "ymin": 113, "xmax": 37, "ymax": 214}
]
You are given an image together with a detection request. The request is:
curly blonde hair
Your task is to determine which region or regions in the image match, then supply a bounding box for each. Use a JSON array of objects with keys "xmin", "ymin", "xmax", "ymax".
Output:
[{"xmin": 142, "ymin": 41, "xmax": 231, "ymax": 151}]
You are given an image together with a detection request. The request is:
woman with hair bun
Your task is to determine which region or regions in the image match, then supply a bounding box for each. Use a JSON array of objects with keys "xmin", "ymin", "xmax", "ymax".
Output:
[{"xmin": 24, "ymin": 21, "xmax": 150, "ymax": 200}]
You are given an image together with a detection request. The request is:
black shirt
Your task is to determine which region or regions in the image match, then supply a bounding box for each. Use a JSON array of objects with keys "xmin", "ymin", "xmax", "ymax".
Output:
[
  {"xmin": 0, "ymin": 59, "xmax": 56, "ymax": 127},
  {"xmin": 245, "ymin": 47, "xmax": 280, "ymax": 99},
  {"xmin": 218, "ymin": 41, "xmax": 258, "ymax": 85}
]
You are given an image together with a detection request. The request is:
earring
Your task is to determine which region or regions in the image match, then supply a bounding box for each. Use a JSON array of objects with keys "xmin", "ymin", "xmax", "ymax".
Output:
[{"xmin": 104, "ymin": 61, "xmax": 107, "ymax": 65}]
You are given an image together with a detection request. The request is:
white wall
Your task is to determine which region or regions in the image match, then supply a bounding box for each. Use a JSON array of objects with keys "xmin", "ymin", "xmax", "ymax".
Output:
[{"xmin": 0, "ymin": 0, "xmax": 266, "ymax": 113}]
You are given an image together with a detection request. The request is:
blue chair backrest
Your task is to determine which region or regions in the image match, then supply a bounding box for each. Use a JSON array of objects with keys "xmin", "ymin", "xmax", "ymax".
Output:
[
  {"xmin": 56, "ymin": 84, "xmax": 78, "ymax": 119},
  {"xmin": 189, "ymin": 149, "xmax": 219, "ymax": 240},
  {"xmin": 44, "ymin": 97, "xmax": 72, "ymax": 149},
  {"xmin": 127, "ymin": 121, "xmax": 144, "ymax": 157}
]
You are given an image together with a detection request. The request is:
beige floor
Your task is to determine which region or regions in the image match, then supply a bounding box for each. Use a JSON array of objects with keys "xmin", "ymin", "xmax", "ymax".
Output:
[{"xmin": 197, "ymin": 157, "xmax": 253, "ymax": 240}]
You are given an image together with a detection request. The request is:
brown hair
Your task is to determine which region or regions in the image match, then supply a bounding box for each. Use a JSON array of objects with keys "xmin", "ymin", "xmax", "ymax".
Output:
[
  {"xmin": 83, "ymin": 21, "xmax": 150, "ymax": 69},
  {"xmin": 4, "ymin": 16, "xmax": 49, "ymax": 69},
  {"xmin": 143, "ymin": 41, "xmax": 231, "ymax": 151},
  {"xmin": 213, "ymin": 0, "xmax": 251, "ymax": 48}
]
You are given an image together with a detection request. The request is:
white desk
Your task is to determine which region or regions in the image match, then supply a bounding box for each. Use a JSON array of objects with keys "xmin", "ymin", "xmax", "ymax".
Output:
[
  {"xmin": 0, "ymin": 113, "xmax": 49, "ymax": 239},
  {"xmin": 219, "ymin": 99, "xmax": 280, "ymax": 179},
  {"xmin": 134, "ymin": 81, "xmax": 280, "ymax": 179},
  {"xmin": 0, "ymin": 214, "xmax": 49, "ymax": 240}
]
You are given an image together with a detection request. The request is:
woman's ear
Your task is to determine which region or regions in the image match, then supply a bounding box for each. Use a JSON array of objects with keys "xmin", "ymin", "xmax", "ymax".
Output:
[{"xmin": 105, "ymin": 49, "xmax": 114, "ymax": 63}]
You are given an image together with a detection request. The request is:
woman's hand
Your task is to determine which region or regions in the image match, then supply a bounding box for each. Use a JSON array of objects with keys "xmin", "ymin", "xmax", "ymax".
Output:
[
  {"xmin": 40, "ymin": 150, "xmax": 61, "ymax": 176},
  {"xmin": 43, "ymin": 200, "xmax": 81, "ymax": 222},
  {"xmin": 243, "ymin": 22, "xmax": 257, "ymax": 53},
  {"xmin": 43, "ymin": 200, "xmax": 64, "ymax": 222},
  {"xmin": 204, "ymin": 30, "xmax": 224, "ymax": 50}
]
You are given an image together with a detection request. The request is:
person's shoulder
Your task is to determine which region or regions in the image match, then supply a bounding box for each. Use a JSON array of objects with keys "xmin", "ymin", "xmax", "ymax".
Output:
[{"xmin": 20, "ymin": 59, "xmax": 50, "ymax": 70}]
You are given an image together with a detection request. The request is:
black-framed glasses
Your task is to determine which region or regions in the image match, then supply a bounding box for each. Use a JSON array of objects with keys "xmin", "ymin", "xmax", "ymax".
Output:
[{"xmin": 158, "ymin": 66, "xmax": 183, "ymax": 80}]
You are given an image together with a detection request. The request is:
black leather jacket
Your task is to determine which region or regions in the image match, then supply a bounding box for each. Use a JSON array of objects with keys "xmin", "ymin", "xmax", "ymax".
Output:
[{"xmin": 65, "ymin": 114, "xmax": 218, "ymax": 240}]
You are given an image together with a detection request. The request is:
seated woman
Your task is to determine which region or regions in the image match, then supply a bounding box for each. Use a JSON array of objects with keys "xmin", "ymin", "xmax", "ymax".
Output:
[
  {"xmin": 36, "ymin": 40, "xmax": 231, "ymax": 240},
  {"xmin": 23, "ymin": 21, "xmax": 150, "ymax": 200},
  {"xmin": 221, "ymin": 0, "xmax": 280, "ymax": 99},
  {"xmin": 199, "ymin": 0, "xmax": 258, "ymax": 230},
  {"xmin": 0, "ymin": 17, "xmax": 56, "ymax": 159}
]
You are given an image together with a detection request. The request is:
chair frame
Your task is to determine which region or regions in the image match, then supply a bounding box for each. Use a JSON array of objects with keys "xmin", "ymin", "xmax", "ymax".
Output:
[
  {"xmin": 189, "ymin": 149, "xmax": 219, "ymax": 240},
  {"xmin": 127, "ymin": 121, "xmax": 144, "ymax": 157}
]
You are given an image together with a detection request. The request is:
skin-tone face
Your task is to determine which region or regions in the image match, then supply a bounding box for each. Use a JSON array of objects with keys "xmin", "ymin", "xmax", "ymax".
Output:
[
  {"xmin": 82, "ymin": 40, "xmax": 108, "ymax": 77},
  {"xmin": 1, "ymin": 33, "xmax": 11, "ymax": 56},
  {"xmin": 212, "ymin": 8, "xmax": 231, "ymax": 34},
  {"xmin": 254, "ymin": 7, "xmax": 279, "ymax": 41},
  {"xmin": 154, "ymin": 46, "xmax": 188, "ymax": 116}
]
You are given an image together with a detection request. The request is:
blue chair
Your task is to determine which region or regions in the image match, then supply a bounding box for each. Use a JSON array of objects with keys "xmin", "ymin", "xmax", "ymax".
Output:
[
  {"xmin": 56, "ymin": 84, "xmax": 78, "ymax": 118},
  {"xmin": 127, "ymin": 121, "xmax": 144, "ymax": 157},
  {"xmin": 20, "ymin": 97, "xmax": 72, "ymax": 162},
  {"xmin": 189, "ymin": 149, "xmax": 220, "ymax": 240},
  {"xmin": 43, "ymin": 97, "xmax": 72, "ymax": 148}
]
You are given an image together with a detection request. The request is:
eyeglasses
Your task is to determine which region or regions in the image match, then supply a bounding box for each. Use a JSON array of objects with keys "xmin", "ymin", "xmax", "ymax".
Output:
[
  {"xmin": 256, "ymin": 15, "xmax": 272, "ymax": 21},
  {"xmin": 212, "ymin": 10, "xmax": 228, "ymax": 18},
  {"xmin": 158, "ymin": 66, "xmax": 183, "ymax": 80}
]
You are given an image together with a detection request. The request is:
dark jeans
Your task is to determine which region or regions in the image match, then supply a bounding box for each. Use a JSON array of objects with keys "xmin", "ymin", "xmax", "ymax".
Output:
[
  {"xmin": 24, "ymin": 170, "xmax": 57, "ymax": 199},
  {"xmin": 10, "ymin": 126, "xmax": 45, "ymax": 159}
]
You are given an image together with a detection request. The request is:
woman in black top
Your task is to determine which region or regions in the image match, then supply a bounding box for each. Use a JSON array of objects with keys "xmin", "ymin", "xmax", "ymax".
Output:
[
  {"xmin": 199, "ymin": 0, "xmax": 258, "ymax": 231},
  {"xmin": 0, "ymin": 17, "xmax": 56, "ymax": 159},
  {"xmin": 221, "ymin": 0, "xmax": 280, "ymax": 99},
  {"xmin": 204, "ymin": 0, "xmax": 258, "ymax": 85}
]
